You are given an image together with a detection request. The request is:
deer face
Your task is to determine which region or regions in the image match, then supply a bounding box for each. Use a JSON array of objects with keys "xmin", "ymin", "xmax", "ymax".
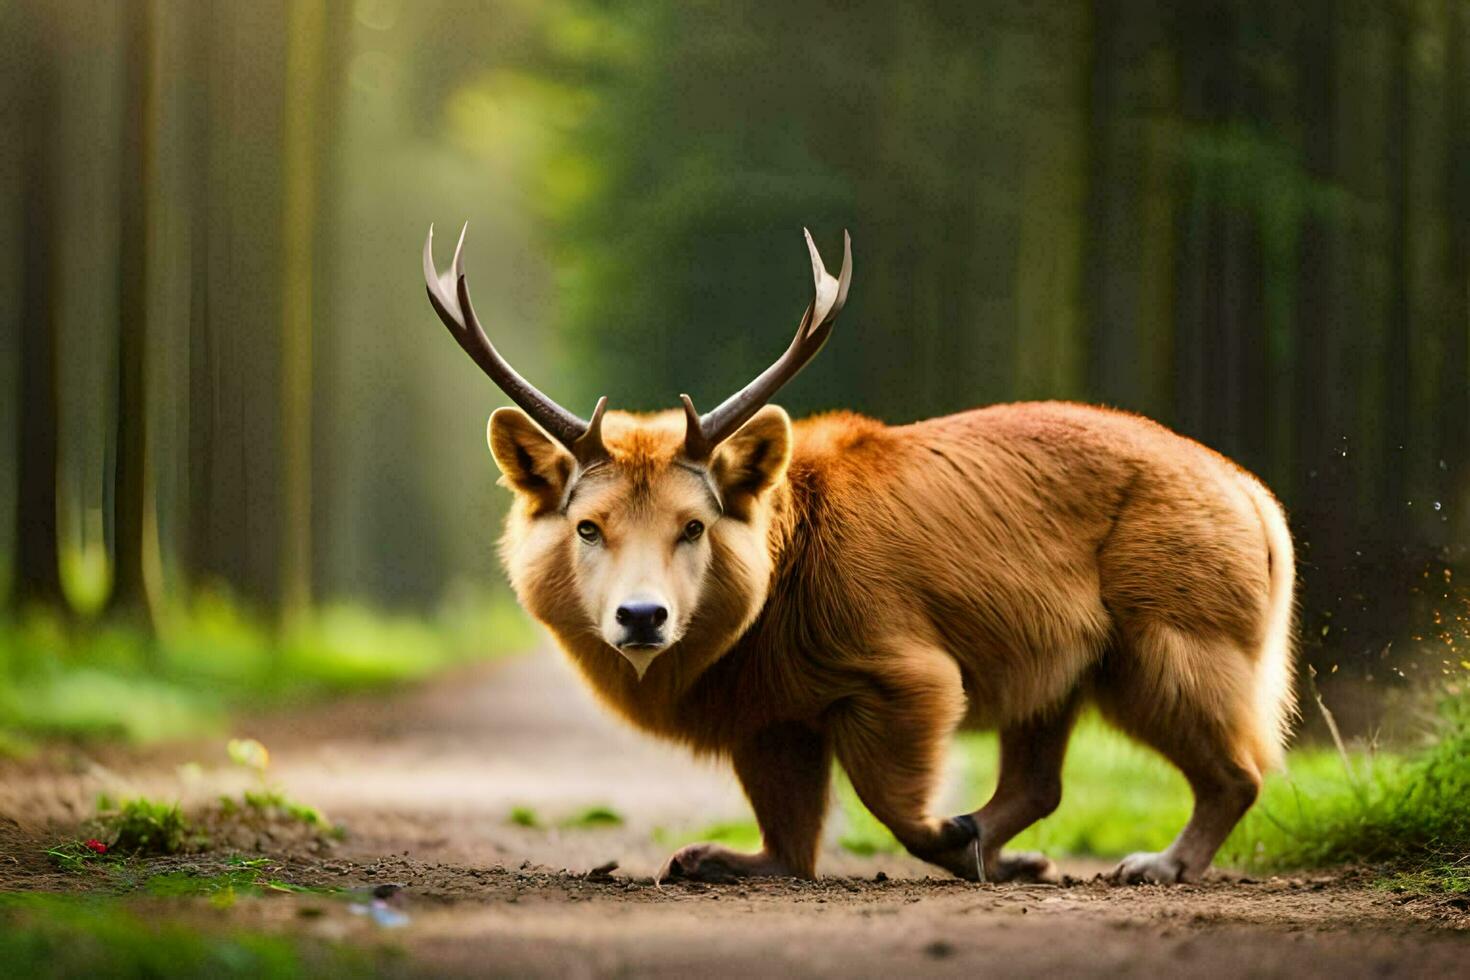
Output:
[
  {"xmin": 423, "ymin": 223, "xmax": 846, "ymax": 679},
  {"xmin": 489, "ymin": 406, "xmax": 791, "ymax": 679}
]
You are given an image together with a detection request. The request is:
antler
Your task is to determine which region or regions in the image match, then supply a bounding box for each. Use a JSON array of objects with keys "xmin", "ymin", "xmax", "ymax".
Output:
[
  {"xmin": 681, "ymin": 229, "xmax": 852, "ymax": 460},
  {"xmin": 424, "ymin": 224, "xmax": 608, "ymax": 466}
]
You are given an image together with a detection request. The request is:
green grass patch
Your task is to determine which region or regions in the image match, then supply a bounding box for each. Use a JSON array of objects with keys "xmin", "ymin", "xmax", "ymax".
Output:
[
  {"xmin": 562, "ymin": 805, "xmax": 624, "ymax": 828},
  {"xmin": 218, "ymin": 789, "xmax": 336, "ymax": 834},
  {"xmin": 1380, "ymin": 862, "xmax": 1470, "ymax": 896},
  {"xmin": 836, "ymin": 714, "xmax": 1206, "ymax": 859},
  {"xmin": 832, "ymin": 714, "xmax": 1397, "ymax": 864},
  {"xmin": 100, "ymin": 796, "xmax": 196, "ymax": 856},
  {"xmin": 508, "ymin": 806, "xmax": 540, "ymax": 828},
  {"xmin": 0, "ymin": 892, "xmax": 378, "ymax": 979},
  {"xmin": 47, "ymin": 752, "xmax": 344, "ymax": 874},
  {"xmin": 0, "ymin": 590, "xmax": 534, "ymax": 745},
  {"xmin": 140, "ymin": 858, "xmax": 337, "ymax": 906},
  {"xmin": 835, "ymin": 697, "xmax": 1469, "ymax": 889},
  {"xmin": 508, "ymin": 804, "xmax": 628, "ymax": 829},
  {"xmin": 43, "ymin": 842, "xmax": 342, "ymax": 905},
  {"xmin": 652, "ymin": 819, "xmax": 762, "ymax": 852},
  {"xmin": 1234, "ymin": 697, "xmax": 1469, "ymax": 886}
]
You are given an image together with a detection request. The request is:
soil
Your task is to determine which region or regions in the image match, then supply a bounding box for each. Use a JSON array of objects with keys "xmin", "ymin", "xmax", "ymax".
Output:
[{"xmin": 2, "ymin": 651, "xmax": 1467, "ymax": 978}]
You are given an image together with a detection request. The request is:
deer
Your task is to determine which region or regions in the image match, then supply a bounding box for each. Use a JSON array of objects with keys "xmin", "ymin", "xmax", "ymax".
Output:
[{"xmin": 423, "ymin": 223, "xmax": 1296, "ymax": 886}]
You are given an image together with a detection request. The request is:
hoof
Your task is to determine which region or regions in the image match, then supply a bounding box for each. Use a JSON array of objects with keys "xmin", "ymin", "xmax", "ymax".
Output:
[
  {"xmin": 657, "ymin": 843, "xmax": 786, "ymax": 884},
  {"xmin": 1110, "ymin": 851, "xmax": 1187, "ymax": 885},
  {"xmin": 659, "ymin": 843, "xmax": 736, "ymax": 884},
  {"xmin": 943, "ymin": 813, "xmax": 980, "ymax": 849},
  {"xmin": 990, "ymin": 851, "xmax": 1060, "ymax": 885},
  {"xmin": 921, "ymin": 814, "xmax": 985, "ymax": 882}
]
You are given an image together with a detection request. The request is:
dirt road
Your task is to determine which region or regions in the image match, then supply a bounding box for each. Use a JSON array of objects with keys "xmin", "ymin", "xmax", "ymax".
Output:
[{"xmin": 3, "ymin": 650, "xmax": 1468, "ymax": 977}]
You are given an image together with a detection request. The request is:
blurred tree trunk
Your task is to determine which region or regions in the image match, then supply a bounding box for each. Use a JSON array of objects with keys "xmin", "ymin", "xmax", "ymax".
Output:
[
  {"xmin": 188, "ymin": 1, "xmax": 287, "ymax": 614},
  {"xmin": 1014, "ymin": 1, "xmax": 1091, "ymax": 402},
  {"xmin": 1447, "ymin": 0, "xmax": 1470, "ymax": 533},
  {"xmin": 11, "ymin": 4, "xmax": 65, "ymax": 611},
  {"xmin": 186, "ymin": 1, "xmax": 239, "ymax": 597},
  {"xmin": 1084, "ymin": 0, "xmax": 1178, "ymax": 420},
  {"xmin": 279, "ymin": 0, "xmax": 325, "ymax": 620},
  {"xmin": 306, "ymin": 0, "xmax": 354, "ymax": 601},
  {"xmin": 106, "ymin": 0, "xmax": 159, "ymax": 627},
  {"xmin": 1401, "ymin": 0, "xmax": 1455, "ymax": 544}
]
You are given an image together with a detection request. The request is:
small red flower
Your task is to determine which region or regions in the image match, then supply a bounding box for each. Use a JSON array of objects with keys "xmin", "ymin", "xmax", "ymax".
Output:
[{"xmin": 84, "ymin": 839, "xmax": 107, "ymax": 855}]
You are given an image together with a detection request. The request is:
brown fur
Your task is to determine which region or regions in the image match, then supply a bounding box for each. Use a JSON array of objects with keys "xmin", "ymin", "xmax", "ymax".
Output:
[{"xmin": 491, "ymin": 400, "xmax": 1297, "ymax": 884}]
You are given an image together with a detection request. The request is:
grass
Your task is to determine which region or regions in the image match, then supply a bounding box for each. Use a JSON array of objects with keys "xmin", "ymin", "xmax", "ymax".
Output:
[
  {"xmin": 99, "ymin": 797, "xmax": 196, "ymax": 856},
  {"xmin": 0, "ymin": 589, "xmax": 534, "ymax": 746},
  {"xmin": 834, "ymin": 714, "xmax": 1415, "ymax": 866},
  {"xmin": 833, "ymin": 714, "xmax": 1200, "ymax": 860},
  {"xmin": 653, "ymin": 820, "xmax": 762, "ymax": 852},
  {"xmin": 219, "ymin": 789, "xmax": 335, "ymax": 832},
  {"xmin": 0, "ymin": 892, "xmax": 381, "ymax": 979},
  {"xmin": 139, "ymin": 858, "xmax": 335, "ymax": 904},
  {"xmin": 507, "ymin": 804, "xmax": 627, "ymax": 829},
  {"xmin": 832, "ymin": 696, "xmax": 1469, "ymax": 891},
  {"xmin": 508, "ymin": 806, "xmax": 541, "ymax": 828},
  {"xmin": 44, "ymin": 742, "xmax": 345, "ymax": 877},
  {"xmin": 562, "ymin": 805, "xmax": 624, "ymax": 828},
  {"xmin": 1241, "ymin": 696, "xmax": 1469, "ymax": 890}
]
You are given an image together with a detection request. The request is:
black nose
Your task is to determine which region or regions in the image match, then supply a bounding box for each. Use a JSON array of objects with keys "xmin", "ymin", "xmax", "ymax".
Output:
[{"xmin": 616, "ymin": 601, "xmax": 668, "ymax": 632}]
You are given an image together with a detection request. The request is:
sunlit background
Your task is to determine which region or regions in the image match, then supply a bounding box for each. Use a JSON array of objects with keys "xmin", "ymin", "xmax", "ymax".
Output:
[{"xmin": 2, "ymin": 0, "xmax": 1469, "ymax": 739}]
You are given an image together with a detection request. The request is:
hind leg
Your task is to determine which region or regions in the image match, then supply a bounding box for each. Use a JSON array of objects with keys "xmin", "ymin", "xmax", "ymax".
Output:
[
  {"xmin": 961, "ymin": 693, "xmax": 1079, "ymax": 883},
  {"xmin": 1099, "ymin": 630, "xmax": 1263, "ymax": 884}
]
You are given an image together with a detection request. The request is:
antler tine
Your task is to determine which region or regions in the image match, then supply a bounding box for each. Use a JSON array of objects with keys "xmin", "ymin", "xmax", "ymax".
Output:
[
  {"xmin": 682, "ymin": 228, "xmax": 852, "ymax": 460},
  {"xmin": 424, "ymin": 224, "xmax": 608, "ymax": 465}
]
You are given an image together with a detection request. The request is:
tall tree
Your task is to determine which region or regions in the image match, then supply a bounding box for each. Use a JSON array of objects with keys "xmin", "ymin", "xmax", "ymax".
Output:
[
  {"xmin": 106, "ymin": 0, "xmax": 159, "ymax": 625},
  {"xmin": 279, "ymin": 0, "xmax": 327, "ymax": 619},
  {"xmin": 188, "ymin": 0, "xmax": 288, "ymax": 613},
  {"xmin": 11, "ymin": 2, "xmax": 65, "ymax": 610}
]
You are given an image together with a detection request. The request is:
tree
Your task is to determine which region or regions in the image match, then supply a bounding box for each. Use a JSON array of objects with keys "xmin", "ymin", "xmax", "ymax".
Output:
[
  {"xmin": 106, "ymin": 0, "xmax": 160, "ymax": 625},
  {"xmin": 10, "ymin": 2, "xmax": 65, "ymax": 611}
]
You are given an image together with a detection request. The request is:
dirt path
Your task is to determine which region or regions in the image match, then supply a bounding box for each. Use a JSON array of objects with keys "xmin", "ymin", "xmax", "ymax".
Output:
[{"xmin": 3, "ymin": 650, "xmax": 1468, "ymax": 977}]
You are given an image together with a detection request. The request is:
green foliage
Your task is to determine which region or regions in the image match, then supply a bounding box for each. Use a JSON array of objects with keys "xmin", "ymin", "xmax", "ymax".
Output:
[
  {"xmin": 1230, "ymin": 696, "xmax": 1470, "ymax": 887},
  {"xmin": 1380, "ymin": 863, "xmax": 1470, "ymax": 896},
  {"xmin": 508, "ymin": 806, "xmax": 541, "ymax": 828},
  {"xmin": 831, "ymin": 715, "xmax": 1381, "ymax": 862},
  {"xmin": 44, "ymin": 840, "xmax": 340, "ymax": 906},
  {"xmin": 652, "ymin": 820, "xmax": 762, "ymax": 853},
  {"xmin": 508, "ymin": 804, "xmax": 627, "ymax": 829},
  {"xmin": 0, "ymin": 893, "xmax": 372, "ymax": 979},
  {"xmin": 836, "ymin": 715, "xmax": 1198, "ymax": 859},
  {"xmin": 141, "ymin": 858, "xmax": 334, "ymax": 907},
  {"xmin": 218, "ymin": 790, "xmax": 333, "ymax": 833},
  {"xmin": 561, "ymin": 805, "xmax": 624, "ymax": 829},
  {"xmin": 45, "ymin": 840, "xmax": 118, "ymax": 874},
  {"xmin": 835, "ymin": 697, "xmax": 1469, "ymax": 890},
  {"xmin": 99, "ymin": 798, "xmax": 194, "ymax": 857},
  {"xmin": 0, "ymin": 591, "xmax": 532, "ymax": 745}
]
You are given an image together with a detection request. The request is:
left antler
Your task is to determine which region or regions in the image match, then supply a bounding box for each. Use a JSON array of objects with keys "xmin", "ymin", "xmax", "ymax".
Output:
[{"xmin": 424, "ymin": 224, "xmax": 609, "ymax": 467}]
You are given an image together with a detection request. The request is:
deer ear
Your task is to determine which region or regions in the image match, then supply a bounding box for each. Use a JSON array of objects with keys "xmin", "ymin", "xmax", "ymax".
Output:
[
  {"xmin": 488, "ymin": 408, "xmax": 574, "ymax": 510},
  {"xmin": 711, "ymin": 405, "xmax": 792, "ymax": 516}
]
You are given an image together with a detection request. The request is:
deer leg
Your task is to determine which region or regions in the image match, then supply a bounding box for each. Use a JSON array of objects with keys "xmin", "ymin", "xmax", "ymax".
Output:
[
  {"xmin": 660, "ymin": 722, "xmax": 831, "ymax": 882},
  {"xmin": 961, "ymin": 694, "xmax": 1079, "ymax": 883},
  {"xmin": 830, "ymin": 646, "xmax": 981, "ymax": 879}
]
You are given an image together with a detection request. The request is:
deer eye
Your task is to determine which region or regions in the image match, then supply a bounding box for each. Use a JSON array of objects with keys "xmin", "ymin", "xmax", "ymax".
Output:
[
  {"xmin": 576, "ymin": 520, "xmax": 601, "ymax": 543},
  {"xmin": 682, "ymin": 519, "xmax": 705, "ymax": 543}
]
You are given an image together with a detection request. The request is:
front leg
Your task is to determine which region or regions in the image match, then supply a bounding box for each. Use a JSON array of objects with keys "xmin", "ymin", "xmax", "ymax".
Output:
[
  {"xmin": 830, "ymin": 645, "xmax": 981, "ymax": 880},
  {"xmin": 660, "ymin": 722, "xmax": 831, "ymax": 882}
]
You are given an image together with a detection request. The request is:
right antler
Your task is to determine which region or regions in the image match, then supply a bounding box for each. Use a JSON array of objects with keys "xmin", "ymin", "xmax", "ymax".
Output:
[
  {"xmin": 424, "ymin": 224, "xmax": 608, "ymax": 466},
  {"xmin": 680, "ymin": 229, "xmax": 851, "ymax": 460}
]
